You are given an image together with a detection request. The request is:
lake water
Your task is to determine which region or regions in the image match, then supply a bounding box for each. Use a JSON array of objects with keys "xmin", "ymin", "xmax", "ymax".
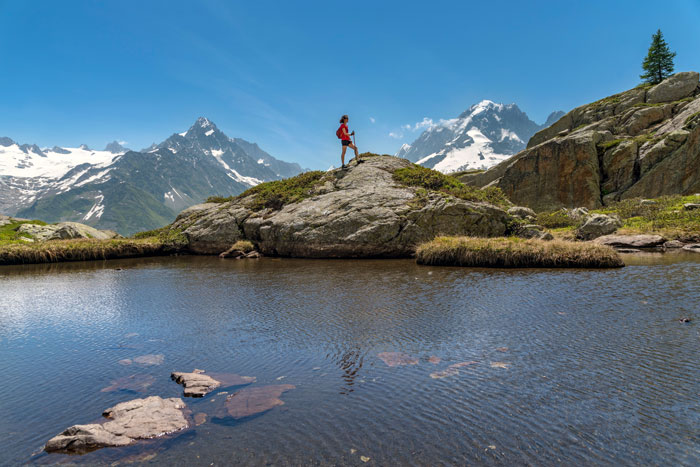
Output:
[{"xmin": 1, "ymin": 254, "xmax": 699, "ymax": 465}]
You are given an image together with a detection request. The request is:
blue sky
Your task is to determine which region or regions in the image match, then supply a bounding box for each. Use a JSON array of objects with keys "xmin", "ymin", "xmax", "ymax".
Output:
[{"xmin": 1, "ymin": 0, "xmax": 698, "ymax": 169}]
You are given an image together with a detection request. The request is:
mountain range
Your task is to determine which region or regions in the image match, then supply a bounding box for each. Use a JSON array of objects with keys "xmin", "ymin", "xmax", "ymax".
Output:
[
  {"xmin": 0, "ymin": 117, "xmax": 302, "ymax": 235},
  {"xmin": 396, "ymin": 100, "xmax": 564, "ymax": 173}
]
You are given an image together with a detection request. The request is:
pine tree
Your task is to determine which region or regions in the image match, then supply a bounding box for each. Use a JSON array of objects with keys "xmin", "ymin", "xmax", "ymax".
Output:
[{"xmin": 640, "ymin": 29, "xmax": 676, "ymax": 85}]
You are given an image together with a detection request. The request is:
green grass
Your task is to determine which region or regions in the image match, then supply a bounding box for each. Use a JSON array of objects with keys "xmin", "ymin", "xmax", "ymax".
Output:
[
  {"xmin": 598, "ymin": 139, "xmax": 626, "ymax": 150},
  {"xmin": 0, "ymin": 237, "xmax": 167, "ymax": 266},
  {"xmin": 592, "ymin": 194, "xmax": 700, "ymax": 239},
  {"xmin": 131, "ymin": 225, "xmax": 188, "ymax": 249},
  {"xmin": 207, "ymin": 171, "xmax": 326, "ymax": 211},
  {"xmin": 392, "ymin": 165, "xmax": 510, "ymax": 208},
  {"xmin": 536, "ymin": 210, "xmax": 581, "ymax": 229},
  {"xmin": 415, "ymin": 236, "xmax": 623, "ymax": 268},
  {"xmin": 685, "ymin": 111, "xmax": 700, "ymax": 127}
]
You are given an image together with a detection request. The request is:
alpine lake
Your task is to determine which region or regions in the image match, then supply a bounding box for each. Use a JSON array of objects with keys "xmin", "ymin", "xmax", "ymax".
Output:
[{"xmin": 1, "ymin": 253, "xmax": 698, "ymax": 466}]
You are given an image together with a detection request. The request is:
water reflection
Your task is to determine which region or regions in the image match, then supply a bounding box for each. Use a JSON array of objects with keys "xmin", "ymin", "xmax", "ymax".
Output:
[{"xmin": 1, "ymin": 255, "xmax": 699, "ymax": 465}]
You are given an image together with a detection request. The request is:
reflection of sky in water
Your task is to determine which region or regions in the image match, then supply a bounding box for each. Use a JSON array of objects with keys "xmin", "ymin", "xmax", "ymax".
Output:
[{"xmin": 0, "ymin": 255, "xmax": 699, "ymax": 466}]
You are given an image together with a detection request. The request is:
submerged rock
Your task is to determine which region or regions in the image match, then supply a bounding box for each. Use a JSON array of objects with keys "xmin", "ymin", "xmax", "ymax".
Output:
[
  {"xmin": 132, "ymin": 354, "xmax": 164, "ymax": 366},
  {"xmin": 171, "ymin": 371, "xmax": 256, "ymax": 397},
  {"xmin": 430, "ymin": 361, "xmax": 478, "ymax": 379},
  {"xmin": 224, "ymin": 384, "xmax": 295, "ymax": 419},
  {"xmin": 45, "ymin": 396, "xmax": 188, "ymax": 453},
  {"xmin": 101, "ymin": 374, "xmax": 156, "ymax": 393},
  {"xmin": 377, "ymin": 352, "xmax": 419, "ymax": 367}
]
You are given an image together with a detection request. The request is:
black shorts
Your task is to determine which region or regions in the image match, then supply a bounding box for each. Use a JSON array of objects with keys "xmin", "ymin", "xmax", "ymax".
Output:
[{"xmin": 342, "ymin": 139, "xmax": 352, "ymax": 146}]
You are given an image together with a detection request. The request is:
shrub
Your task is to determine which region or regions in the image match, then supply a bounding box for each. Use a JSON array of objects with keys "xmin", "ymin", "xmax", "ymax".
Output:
[{"xmin": 536, "ymin": 210, "xmax": 580, "ymax": 229}]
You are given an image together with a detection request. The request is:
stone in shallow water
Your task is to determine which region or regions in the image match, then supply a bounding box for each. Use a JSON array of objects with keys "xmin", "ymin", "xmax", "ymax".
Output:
[
  {"xmin": 45, "ymin": 396, "xmax": 188, "ymax": 454},
  {"xmin": 430, "ymin": 361, "xmax": 478, "ymax": 379},
  {"xmin": 225, "ymin": 385, "xmax": 295, "ymax": 419},
  {"xmin": 101, "ymin": 374, "xmax": 156, "ymax": 393},
  {"xmin": 428, "ymin": 356, "xmax": 441, "ymax": 364},
  {"xmin": 490, "ymin": 362, "xmax": 510, "ymax": 369},
  {"xmin": 377, "ymin": 352, "xmax": 419, "ymax": 367},
  {"xmin": 132, "ymin": 354, "xmax": 164, "ymax": 366},
  {"xmin": 171, "ymin": 371, "xmax": 256, "ymax": 397},
  {"xmin": 193, "ymin": 412, "xmax": 207, "ymax": 426}
]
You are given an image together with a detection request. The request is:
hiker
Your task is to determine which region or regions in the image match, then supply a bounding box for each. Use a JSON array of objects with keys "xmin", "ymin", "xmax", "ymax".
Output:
[{"xmin": 337, "ymin": 115, "xmax": 359, "ymax": 168}]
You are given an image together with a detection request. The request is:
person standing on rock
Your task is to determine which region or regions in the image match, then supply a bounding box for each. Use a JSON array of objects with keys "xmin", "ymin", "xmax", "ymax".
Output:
[{"xmin": 337, "ymin": 115, "xmax": 360, "ymax": 168}]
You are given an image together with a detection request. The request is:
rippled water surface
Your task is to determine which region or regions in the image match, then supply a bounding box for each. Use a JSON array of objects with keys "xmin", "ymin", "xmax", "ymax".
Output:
[{"xmin": 1, "ymin": 255, "xmax": 699, "ymax": 465}]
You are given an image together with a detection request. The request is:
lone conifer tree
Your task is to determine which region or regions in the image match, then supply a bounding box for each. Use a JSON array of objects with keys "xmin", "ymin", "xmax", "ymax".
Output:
[{"xmin": 640, "ymin": 29, "xmax": 676, "ymax": 84}]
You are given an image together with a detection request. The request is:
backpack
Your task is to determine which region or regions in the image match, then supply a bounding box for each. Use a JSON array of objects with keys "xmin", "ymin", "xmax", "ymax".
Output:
[{"xmin": 336, "ymin": 125, "xmax": 344, "ymax": 139}]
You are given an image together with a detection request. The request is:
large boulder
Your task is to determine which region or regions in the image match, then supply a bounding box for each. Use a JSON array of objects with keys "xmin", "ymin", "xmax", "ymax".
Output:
[
  {"xmin": 593, "ymin": 234, "xmax": 666, "ymax": 248},
  {"xmin": 45, "ymin": 396, "xmax": 188, "ymax": 453},
  {"xmin": 462, "ymin": 72, "xmax": 700, "ymax": 210},
  {"xmin": 16, "ymin": 221, "xmax": 121, "ymax": 241},
  {"xmin": 647, "ymin": 71, "xmax": 699, "ymax": 104},
  {"xmin": 173, "ymin": 157, "xmax": 512, "ymax": 258},
  {"xmin": 576, "ymin": 214, "xmax": 622, "ymax": 240}
]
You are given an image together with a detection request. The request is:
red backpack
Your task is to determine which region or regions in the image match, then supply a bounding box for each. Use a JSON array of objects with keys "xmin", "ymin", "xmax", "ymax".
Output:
[{"xmin": 336, "ymin": 125, "xmax": 344, "ymax": 139}]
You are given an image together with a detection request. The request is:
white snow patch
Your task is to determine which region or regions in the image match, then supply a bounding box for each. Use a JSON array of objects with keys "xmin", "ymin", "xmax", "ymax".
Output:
[
  {"xmin": 178, "ymin": 131, "xmax": 187, "ymax": 137},
  {"xmin": 83, "ymin": 193, "xmax": 105, "ymax": 221},
  {"xmin": 205, "ymin": 129, "xmax": 214, "ymax": 136}
]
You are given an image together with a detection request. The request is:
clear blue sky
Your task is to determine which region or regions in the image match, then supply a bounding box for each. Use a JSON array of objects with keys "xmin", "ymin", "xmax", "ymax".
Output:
[{"xmin": 1, "ymin": 0, "xmax": 698, "ymax": 169}]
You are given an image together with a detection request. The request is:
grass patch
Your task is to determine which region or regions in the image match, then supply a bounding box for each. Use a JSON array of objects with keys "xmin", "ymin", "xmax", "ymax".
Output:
[
  {"xmin": 593, "ymin": 194, "xmax": 700, "ymax": 239},
  {"xmin": 0, "ymin": 238, "xmax": 167, "ymax": 266},
  {"xmin": 234, "ymin": 171, "xmax": 326, "ymax": 211},
  {"xmin": 685, "ymin": 111, "xmax": 700, "ymax": 127},
  {"xmin": 230, "ymin": 240, "xmax": 254, "ymax": 253},
  {"xmin": 393, "ymin": 165, "xmax": 510, "ymax": 208},
  {"xmin": 205, "ymin": 195, "xmax": 235, "ymax": 204},
  {"xmin": 598, "ymin": 139, "xmax": 626, "ymax": 150},
  {"xmin": 415, "ymin": 236, "xmax": 623, "ymax": 268},
  {"xmin": 536, "ymin": 210, "xmax": 581, "ymax": 229},
  {"xmin": 359, "ymin": 152, "xmax": 392, "ymax": 158},
  {"xmin": 132, "ymin": 225, "xmax": 188, "ymax": 249}
]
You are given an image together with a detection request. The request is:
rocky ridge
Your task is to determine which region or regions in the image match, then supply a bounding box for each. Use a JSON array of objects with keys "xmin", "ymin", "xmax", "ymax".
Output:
[
  {"xmin": 169, "ymin": 156, "xmax": 513, "ymax": 258},
  {"xmin": 462, "ymin": 72, "xmax": 700, "ymax": 211}
]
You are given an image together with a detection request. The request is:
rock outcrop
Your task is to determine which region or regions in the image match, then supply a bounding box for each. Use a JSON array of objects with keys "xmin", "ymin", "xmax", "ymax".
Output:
[
  {"xmin": 45, "ymin": 396, "xmax": 188, "ymax": 453},
  {"xmin": 462, "ymin": 72, "xmax": 700, "ymax": 211},
  {"xmin": 593, "ymin": 234, "xmax": 666, "ymax": 248},
  {"xmin": 170, "ymin": 156, "xmax": 513, "ymax": 258},
  {"xmin": 3, "ymin": 217, "xmax": 121, "ymax": 242}
]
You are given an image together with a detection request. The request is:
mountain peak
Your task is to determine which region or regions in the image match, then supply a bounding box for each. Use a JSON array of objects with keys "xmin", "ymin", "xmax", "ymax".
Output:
[
  {"xmin": 0, "ymin": 136, "xmax": 15, "ymax": 147},
  {"xmin": 79, "ymin": 144, "xmax": 91, "ymax": 151},
  {"xmin": 104, "ymin": 141, "xmax": 129, "ymax": 154}
]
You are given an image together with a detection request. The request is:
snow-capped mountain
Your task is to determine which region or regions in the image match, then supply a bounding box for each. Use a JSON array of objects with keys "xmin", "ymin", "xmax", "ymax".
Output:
[
  {"xmin": 396, "ymin": 100, "xmax": 564, "ymax": 173},
  {"xmin": 0, "ymin": 118, "xmax": 303, "ymax": 235}
]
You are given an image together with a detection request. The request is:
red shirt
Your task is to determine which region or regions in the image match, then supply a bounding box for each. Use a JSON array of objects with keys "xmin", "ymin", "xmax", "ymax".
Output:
[{"xmin": 340, "ymin": 123, "xmax": 351, "ymax": 141}]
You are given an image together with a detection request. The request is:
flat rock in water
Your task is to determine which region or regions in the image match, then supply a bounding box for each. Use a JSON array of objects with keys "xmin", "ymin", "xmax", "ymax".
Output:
[
  {"xmin": 225, "ymin": 384, "xmax": 295, "ymax": 419},
  {"xmin": 45, "ymin": 396, "xmax": 188, "ymax": 453},
  {"xmin": 132, "ymin": 354, "xmax": 164, "ymax": 366},
  {"xmin": 593, "ymin": 234, "xmax": 666, "ymax": 248},
  {"xmin": 428, "ymin": 356, "xmax": 441, "ymax": 364},
  {"xmin": 171, "ymin": 371, "xmax": 256, "ymax": 397},
  {"xmin": 101, "ymin": 374, "xmax": 156, "ymax": 393},
  {"xmin": 377, "ymin": 352, "xmax": 419, "ymax": 367},
  {"xmin": 682, "ymin": 243, "xmax": 700, "ymax": 253}
]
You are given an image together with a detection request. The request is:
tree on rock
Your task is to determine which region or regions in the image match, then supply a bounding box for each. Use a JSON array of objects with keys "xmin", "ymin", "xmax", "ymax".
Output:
[{"xmin": 640, "ymin": 29, "xmax": 676, "ymax": 85}]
